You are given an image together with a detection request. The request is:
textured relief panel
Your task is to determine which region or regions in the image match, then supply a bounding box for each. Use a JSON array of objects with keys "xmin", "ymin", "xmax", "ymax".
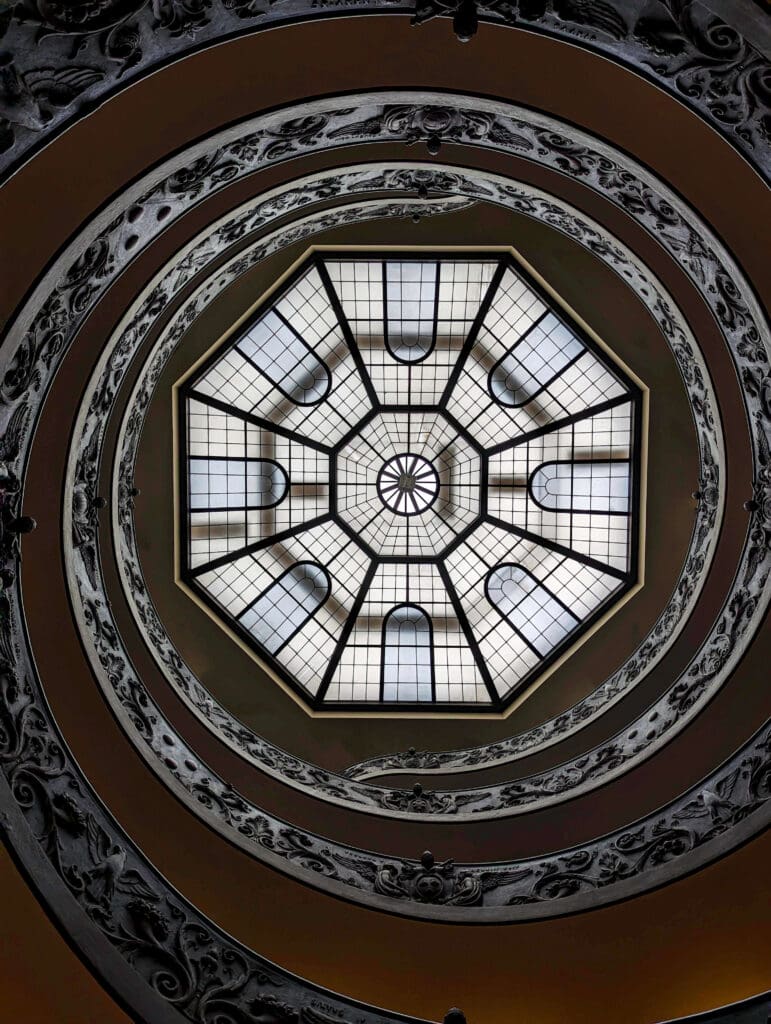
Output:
[
  {"xmin": 0, "ymin": 94, "xmax": 762, "ymax": 951},
  {"xmin": 101, "ymin": 158, "xmax": 722, "ymax": 817},
  {"xmin": 0, "ymin": 1, "xmax": 768, "ymax": 182}
]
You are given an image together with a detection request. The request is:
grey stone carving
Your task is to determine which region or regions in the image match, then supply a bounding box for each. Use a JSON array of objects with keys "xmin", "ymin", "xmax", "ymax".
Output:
[
  {"xmin": 0, "ymin": 92, "xmax": 767, "ymax": 954},
  {"xmin": 0, "ymin": 1, "xmax": 768, "ymax": 181},
  {"xmin": 99, "ymin": 160, "xmax": 722, "ymax": 817},
  {"xmin": 36, "ymin": 96, "xmax": 757, "ymax": 892}
]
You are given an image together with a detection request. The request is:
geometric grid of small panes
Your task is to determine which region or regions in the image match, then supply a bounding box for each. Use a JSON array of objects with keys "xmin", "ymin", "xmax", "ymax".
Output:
[{"xmin": 178, "ymin": 249, "xmax": 643, "ymax": 712}]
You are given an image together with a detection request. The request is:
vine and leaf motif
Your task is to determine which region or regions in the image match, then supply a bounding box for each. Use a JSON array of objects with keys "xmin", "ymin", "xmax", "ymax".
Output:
[
  {"xmin": 0, "ymin": 105, "xmax": 761, "ymax": 1024},
  {"xmin": 100, "ymin": 160, "xmax": 723, "ymax": 818},
  {"xmin": 0, "ymin": 90, "xmax": 751, "ymax": 826},
  {"xmin": 336, "ymin": 849, "xmax": 532, "ymax": 907},
  {"xmin": 0, "ymin": 600, "xmax": 417, "ymax": 1021},
  {"xmin": 412, "ymin": 0, "xmax": 771, "ymax": 154},
  {"xmin": 0, "ymin": 0, "xmax": 769, "ymax": 177},
  {"xmin": 0, "ymin": 404, "xmax": 35, "ymax": 667}
]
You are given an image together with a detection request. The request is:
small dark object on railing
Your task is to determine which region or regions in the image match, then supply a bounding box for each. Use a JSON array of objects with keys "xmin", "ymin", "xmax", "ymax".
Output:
[
  {"xmin": 453, "ymin": 0, "xmax": 478, "ymax": 41},
  {"xmin": 7, "ymin": 515, "xmax": 36, "ymax": 534},
  {"xmin": 444, "ymin": 1009, "xmax": 467, "ymax": 1024},
  {"xmin": 426, "ymin": 135, "xmax": 442, "ymax": 155},
  {"xmin": 744, "ymin": 499, "xmax": 758, "ymax": 512}
]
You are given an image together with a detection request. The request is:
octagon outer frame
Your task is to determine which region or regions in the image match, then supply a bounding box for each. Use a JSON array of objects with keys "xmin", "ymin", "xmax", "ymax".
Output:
[{"xmin": 173, "ymin": 245, "xmax": 648, "ymax": 718}]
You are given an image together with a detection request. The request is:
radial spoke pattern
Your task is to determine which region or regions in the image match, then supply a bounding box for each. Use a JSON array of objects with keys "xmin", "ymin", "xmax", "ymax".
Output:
[{"xmin": 179, "ymin": 251, "xmax": 643, "ymax": 711}]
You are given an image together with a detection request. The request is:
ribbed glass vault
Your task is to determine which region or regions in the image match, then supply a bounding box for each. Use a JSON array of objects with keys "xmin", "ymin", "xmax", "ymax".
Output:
[{"xmin": 177, "ymin": 250, "xmax": 643, "ymax": 712}]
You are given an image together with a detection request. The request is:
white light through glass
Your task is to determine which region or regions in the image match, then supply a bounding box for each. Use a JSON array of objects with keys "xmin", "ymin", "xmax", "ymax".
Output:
[{"xmin": 179, "ymin": 251, "xmax": 643, "ymax": 712}]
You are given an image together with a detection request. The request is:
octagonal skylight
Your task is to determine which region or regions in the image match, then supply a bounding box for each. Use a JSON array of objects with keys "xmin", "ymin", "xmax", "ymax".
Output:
[{"xmin": 176, "ymin": 249, "xmax": 644, "ymax": 714}]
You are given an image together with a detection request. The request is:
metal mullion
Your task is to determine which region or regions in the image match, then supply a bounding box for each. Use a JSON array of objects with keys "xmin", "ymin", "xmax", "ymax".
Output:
[
  {"xmin": 501, "ymin": 619, "xmax": 543, "ymax": 661},
  {"xmin": 570, "ymin": 420, "xmax": 575, "ymax": 551},
  {"xmin": 438, "ymin": 259, "xmax": 507, "ymax": 408},
  {"xmin": 372, "ymin": 403, "xmax": 453, "ymax": 413},
  {"xmin": 272, "ymin": 305, "xmax": 319, "ymax": 346},
  {"xmin": 431, "ymin": 260, "xmax": 440, "ymax": 356},
  {"xmin": 480, "ymin": 451, "xmax": 489, "ymax": 519},
  {"xmin": 437, "ymin": 561, "xmax": 498, "ymax": 705},
  {"xmin": 240, "ymin": 422, "xmax": 248, "ymax": 537},
  {"xmin": 628, "ymin": 393, "xmax": 644, "ymax": 576},
  {"xmin": 537, "ymin": 567, "xmax": 583, "ymax": 624},
  {"xmin": 189, "ymin": 514, "xmax": 333, "ymax": 577},
  {"xmin": 315, "ymin": 258, "xmax": 380, "ymax": 410},
  {"xmin": 187, "ymin": 390, "xmax": 333, "ymax": 454},
  {"xmin": 328, "ymin": 447, "xmax": 336, "ymax": 522},
  {"xmin": 332, "ymin": 406, "xmax": 379, "ymax": 453},
  {"xmin": 438, "ymin": 407, "xmax": 485, "ymax": 455},
  {"xmin": 485, "ymin": 515, "xmax": 628, "ymax": 581},
  {"xmin": 316, "ymin": 560, "xmax": 378, "ymax": 701},
  {"xmin": 485, "ymin": 393, "xmax": 632, "ymax": 456},
  {"xmin": 510, "ymin": 347, "xmax": 585, "ymax": 415},
  {"xmin": 382, "ymin": 260, "xmax": 389, "ymax": 363},
  {"xmin": 179, "ymin": 392, "xmax": 192, "ymax": 568},
  {"xmin": 437, "ymin": 516, "xmax": 484, "ymax": 560},
  {"xmin": 485, "ymin": 308, "xmax": 550, "ymax": 355},
  {"xmin": 406, "ymin": 364, "xmax": 411, "ymax": 572}
]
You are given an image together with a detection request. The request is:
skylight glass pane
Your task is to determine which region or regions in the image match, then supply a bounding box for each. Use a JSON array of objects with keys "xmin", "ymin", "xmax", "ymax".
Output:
[
  {"xmin": 188, "ymin": 458, "xmax": 287, "ymax": 510},
  {"xmin": 487, "ymin": 401, "xmax": 635, "ymax": 572},
  {"xmin": 487, "ymin": 564, "xmax": 579, "ymax": 657},
  {"xmin": 385, "ymin": 261, "xmax": 437, "ymax": 361},
  {"xmin": 489, "ymin": 312, "xmax": 585, "ymax": 406},
  {"xmin": 531, "ymin": 461, "xmax": 631, "ymax": 513},
  {"xmin": 382, "ymin": 605, "xmax": 434, "ymax": 701},
  {"xmin": 180, "ymin": 250, "xmax": 642, "ymax": 711},
  {"xmin": 239, "ymin": 562, "xmax": 329, "ymax": 654},
  {"xmin": 237, "ymin": 310, "xmax": 330, "ymax": 405}
]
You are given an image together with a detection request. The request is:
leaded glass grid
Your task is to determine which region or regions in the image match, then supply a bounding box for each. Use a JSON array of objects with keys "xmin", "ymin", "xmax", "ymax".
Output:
[{"xmin": 177, "ymin": 249, "xmax": 644, "ymax": 713}]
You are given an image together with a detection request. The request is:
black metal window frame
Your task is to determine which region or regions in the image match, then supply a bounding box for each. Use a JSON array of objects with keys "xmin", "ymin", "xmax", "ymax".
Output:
[
  {"xmin": 527, "ymin": 458, "xmax": 633, "ymax": 516},
  {"xmin": 176, "ymin": 249, "xmax": 644, "ymax": 714},
  {"xmin": 380, "ymin": 602, "xmax": 437, "ymax": 703}
]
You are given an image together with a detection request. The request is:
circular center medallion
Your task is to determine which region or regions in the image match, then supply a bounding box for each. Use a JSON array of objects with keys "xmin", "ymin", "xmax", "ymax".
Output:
[{"xmin": 377, "ymin": 453, "xmax": 439, "ymax": 515}]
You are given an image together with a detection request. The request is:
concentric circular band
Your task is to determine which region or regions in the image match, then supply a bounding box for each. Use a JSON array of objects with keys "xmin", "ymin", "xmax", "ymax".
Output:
[
  {"xmin": 95, "ymin": 158, "xmax": 722, "ymax": 822},
  {"xmin": 0, "ymin": 93, "xmax": 763, "ymax": 928}
]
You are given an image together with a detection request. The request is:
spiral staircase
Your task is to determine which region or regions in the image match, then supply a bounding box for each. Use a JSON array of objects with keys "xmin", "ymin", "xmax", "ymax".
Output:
[{"xmin": 0, "ymin": 2, "xmax": 769, "ymax": 1021}]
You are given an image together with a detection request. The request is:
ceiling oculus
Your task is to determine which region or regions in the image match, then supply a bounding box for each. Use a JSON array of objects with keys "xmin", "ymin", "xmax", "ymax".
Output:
[{"xmin": 176, "ymin": 249, "xmax": 644, "ymax": 713}]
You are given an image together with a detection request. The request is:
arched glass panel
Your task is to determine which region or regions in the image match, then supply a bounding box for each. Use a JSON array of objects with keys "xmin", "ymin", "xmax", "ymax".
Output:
[
  {"xmin": 530, "ymin": 460, "xmax": 630, "ymax": 513},
  {"xmin": 486, "ymin": 564, "xmax": 579, "ymax": 657},
  {"xmin": 238, "ymin": 562, "xmax": 330, "ymax": 654},
  {"xmin": 237, "ymin": 309, "xmax": 331, "ymax": 405},
  {"xmin": 489, "ymin": 312, "xmax": 584, "ymax": 407},
  {"xmin": 385, "ymin": 261, "xmax": 437, "ymax": 362},
  {"xmin": 381, "ymin": 604, "xmax": 434, "ymax": 702},
  {"xmin": 188, "ymin": 458, "xmax": 288, "ymax": 511}
]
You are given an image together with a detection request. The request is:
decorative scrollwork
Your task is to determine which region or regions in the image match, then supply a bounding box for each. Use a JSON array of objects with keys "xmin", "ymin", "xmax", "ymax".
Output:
[
  {"xmin": 51, "ymin": 96, "xmax": 767, "ymax": 843},
  {"xmin": 0, "ymin": 94, "xmax": 766, "ymax": 984},
  {"xmin": 95, "ymin": 159, "xmax": 722, "ymax": 820},
  {"xmin": 0, "ymin": 1, "xmax": 768, "ymax": 179}
]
